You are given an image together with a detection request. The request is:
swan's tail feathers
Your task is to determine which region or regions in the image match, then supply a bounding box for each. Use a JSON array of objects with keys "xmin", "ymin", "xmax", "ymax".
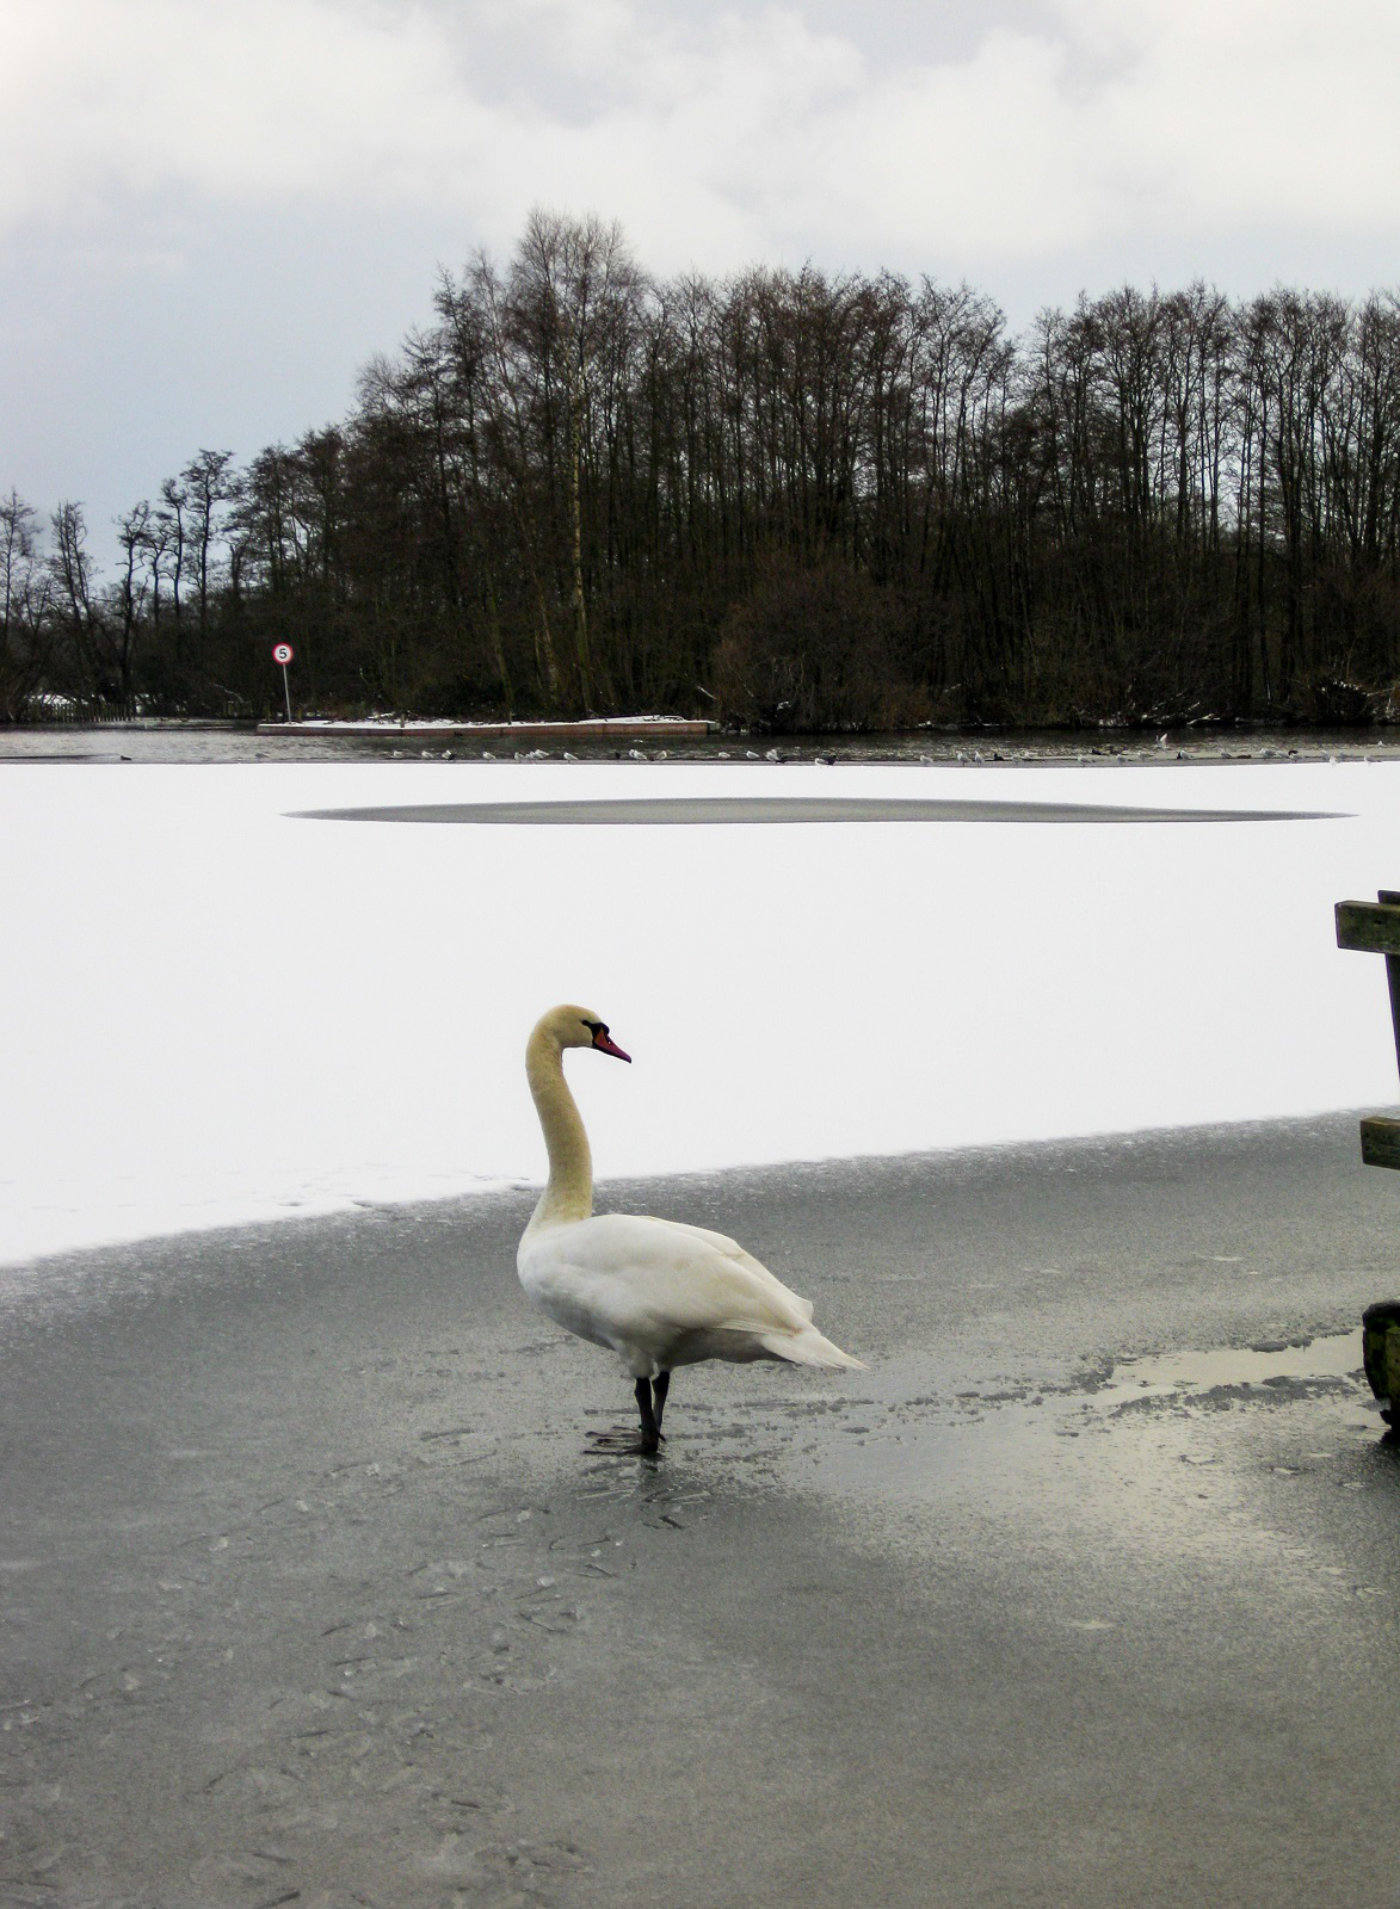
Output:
[{"xmin": 761, "ymin": 1326, "xmax": 866, "ymax": 1370}]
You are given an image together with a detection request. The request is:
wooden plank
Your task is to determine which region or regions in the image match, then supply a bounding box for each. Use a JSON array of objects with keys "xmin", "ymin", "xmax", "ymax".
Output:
[
  {"xmin": 1336, "ymin": 900, "xmax": 1400, "ymax": 954},
  {"xmin": 1360, "ymin": 1115, "xmax": 1400, "ymax": 1170}
]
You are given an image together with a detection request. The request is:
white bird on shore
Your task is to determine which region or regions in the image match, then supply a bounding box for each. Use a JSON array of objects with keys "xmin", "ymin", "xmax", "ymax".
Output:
[{"xmin": 516, "ymin": 1004, "xmax": 863, "ymax": 1455}]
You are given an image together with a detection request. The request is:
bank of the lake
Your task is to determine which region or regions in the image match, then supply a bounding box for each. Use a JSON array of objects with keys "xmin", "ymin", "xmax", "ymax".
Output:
[{"xmin": 8, "ymin": 720, "xmax": 1400, "ymax": 764}]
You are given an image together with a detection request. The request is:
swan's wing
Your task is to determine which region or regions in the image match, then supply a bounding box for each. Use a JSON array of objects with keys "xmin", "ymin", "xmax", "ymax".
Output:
[
  {"xmin": 532, "ymin": 1213, "xmax": 816, "ymax": 1339},
  {"xmin": 637, "ymin": 1218, "xmax": 817, "ymax": 1321}
]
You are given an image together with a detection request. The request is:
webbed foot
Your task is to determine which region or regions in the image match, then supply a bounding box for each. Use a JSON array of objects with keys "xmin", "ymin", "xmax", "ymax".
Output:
[
  {"xmin": 583, "ymin": 1377, "xmax": 665, "ymax": 1455},
  {"xmin": 586, "ymin": 1425, "xmax": 663, "ymax": 1455}
]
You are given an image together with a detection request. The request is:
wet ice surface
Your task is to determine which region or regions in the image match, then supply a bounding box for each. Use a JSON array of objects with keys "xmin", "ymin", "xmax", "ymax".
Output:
[
  {"xmin": 6, "ymin": 1337, "xmax": 1395, "ymax": 1907},
  {"xmin": 1090, "ymin": 1327, "xmax": 1364, "ymax": 1410},
  {"xmin": 5, "ymin": 1120, "xmax": 1400, "ymax": 1906}
]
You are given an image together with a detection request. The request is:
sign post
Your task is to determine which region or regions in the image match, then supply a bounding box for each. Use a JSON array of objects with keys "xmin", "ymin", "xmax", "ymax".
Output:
[{"xmin": 272, "ymin": 642, "xmax": 294, "ymax": 722}]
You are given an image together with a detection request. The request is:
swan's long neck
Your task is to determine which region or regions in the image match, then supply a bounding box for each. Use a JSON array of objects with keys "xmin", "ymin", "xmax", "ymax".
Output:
[{"xmin": 525, "ymin": 1026, "xmax": 593, "ymax": 1227}]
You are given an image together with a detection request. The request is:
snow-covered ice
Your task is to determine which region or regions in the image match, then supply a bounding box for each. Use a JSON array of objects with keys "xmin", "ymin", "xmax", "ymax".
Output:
[{"xmin": 3, "ymin": 758, "xmax": 1399, "ymax": 1271}]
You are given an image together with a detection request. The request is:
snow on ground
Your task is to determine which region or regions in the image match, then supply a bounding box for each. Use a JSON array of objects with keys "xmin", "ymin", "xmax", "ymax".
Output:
[
  {"xmin": 3, "ymin": 758, "xmax": 1399, "ymax": 1272},
  {"xmin": 286, "ymin": 714, "xmax": 702, "ymax": 728}
]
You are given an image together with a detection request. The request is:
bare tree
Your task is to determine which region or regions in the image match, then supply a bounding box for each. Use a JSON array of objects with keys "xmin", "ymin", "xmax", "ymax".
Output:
[
  {"xmin": 48, "ymin": 501, "xmax": 108, "ymax": 707},
  {"xmin": 182, "ymin": 449, "xmax": 237, "ymax": 639},
  {"xmin": 157, "ymin": 475, "xmax": 188, "ymax": 657},
  {"xmin": 0, "ymin": 490, "xmax": 50, "ymax": 719},
  {"xmin": 14, "ymin": 215, "xmax": 1400, "ymax": 730},
  {"xmin": 112, "ymin": 503, "xmax": 153, "ymax": 713}
]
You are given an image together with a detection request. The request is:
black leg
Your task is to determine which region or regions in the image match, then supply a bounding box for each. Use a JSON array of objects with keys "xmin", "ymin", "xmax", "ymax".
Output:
[
  {"xmin": 634, "ymin": 1375, "xmax": 661, "ymax": 1453},
  {"xmin": 586, "ymin": 1375, "xmax": 661, "ymax": 1456},
  {"xmin": 652, "ymin": 1370, "xmax": 671, "ymax": 1432}
]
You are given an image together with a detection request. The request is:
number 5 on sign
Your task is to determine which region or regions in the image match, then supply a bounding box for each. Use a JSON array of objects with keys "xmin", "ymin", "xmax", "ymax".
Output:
[{"xmin": 272, "ymin": 643, "xmax": 294, "ymax": 722}]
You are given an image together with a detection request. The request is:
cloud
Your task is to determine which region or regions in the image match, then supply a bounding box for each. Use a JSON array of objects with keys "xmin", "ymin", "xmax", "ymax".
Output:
[
  {"xmin": 3, "ymin": 2, "xmax": 485, "ymax": 209},
  {"xmin": 5, "ymin": 0, "xmax": 1400, "ymax": 287},
  {"xmin": 8, "ymin": 0, "xmax": 1400, "ymax": 566},
  {"xmin": 1055, "ymin": 0, "xmax": 1400, "ymax": 231}
]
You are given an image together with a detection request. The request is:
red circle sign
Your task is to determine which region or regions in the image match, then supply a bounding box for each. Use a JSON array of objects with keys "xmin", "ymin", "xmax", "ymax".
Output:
[{"xmin": 272, "ymin": 643, "xmax": 294, "ymax": 665}]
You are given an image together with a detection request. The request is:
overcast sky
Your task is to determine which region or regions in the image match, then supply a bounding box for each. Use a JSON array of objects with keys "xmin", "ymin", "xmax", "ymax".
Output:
[{"xmin": 6, "ymin": 0, "xmax": 1400, "ymax": 571}]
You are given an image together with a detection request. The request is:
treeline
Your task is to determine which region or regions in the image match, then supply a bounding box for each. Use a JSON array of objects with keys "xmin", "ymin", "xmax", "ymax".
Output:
[{"xmin": 5, "ymin": 210, "xmax": 1400, "ymax": 729}]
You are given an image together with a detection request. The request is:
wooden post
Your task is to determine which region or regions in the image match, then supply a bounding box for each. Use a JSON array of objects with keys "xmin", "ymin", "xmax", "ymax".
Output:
[
  {"xmin": 1379, "ymin": 889, "xmax": 1400, "ymax": 1077},
  {"xmin": 1336, "ymin": 891, "xmax": 1400, "ymax": 1425}
]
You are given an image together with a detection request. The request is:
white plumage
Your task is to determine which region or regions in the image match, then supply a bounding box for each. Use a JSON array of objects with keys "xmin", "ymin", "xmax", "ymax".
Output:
[{"xmin": 516, "ymin": 1003, "xmax": 862, "ymax": 1453}]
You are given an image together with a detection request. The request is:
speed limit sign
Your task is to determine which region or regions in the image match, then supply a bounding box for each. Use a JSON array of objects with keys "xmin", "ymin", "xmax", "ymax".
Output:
[{"xmin": 272, "ymin": 642, "xmax": 295, "ymax": 721}]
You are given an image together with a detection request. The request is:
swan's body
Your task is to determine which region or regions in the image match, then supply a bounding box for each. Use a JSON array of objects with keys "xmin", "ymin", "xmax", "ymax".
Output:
[
  {"xmin": 519, "ymin": 1211, "xmax": 842, "ymax": 1374},
  {"xmin": 516, "ymin": 1004, "xmax": 861, "ymax": 1453}
]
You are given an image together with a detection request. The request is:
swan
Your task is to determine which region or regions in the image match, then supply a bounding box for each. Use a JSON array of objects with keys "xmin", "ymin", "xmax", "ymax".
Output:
[{"xmin": 516, "ymin": 1004, "xmax": 863, "ymax": 1455}]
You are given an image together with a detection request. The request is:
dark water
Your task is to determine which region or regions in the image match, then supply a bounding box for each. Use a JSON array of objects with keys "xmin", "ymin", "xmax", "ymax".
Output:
[
  {"xmin": 295, "ymin": 794, "xmax": 1344, "ymax": 826},
  {"xmin": 3, "ymin": 720, "xmax": 1399, "ymax": 765}
]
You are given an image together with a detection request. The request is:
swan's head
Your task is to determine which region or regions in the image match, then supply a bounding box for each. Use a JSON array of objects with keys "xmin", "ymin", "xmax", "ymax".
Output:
[{"xmin": 535, "ymin": 1003, "xmax": 631, "ymax": 1063}]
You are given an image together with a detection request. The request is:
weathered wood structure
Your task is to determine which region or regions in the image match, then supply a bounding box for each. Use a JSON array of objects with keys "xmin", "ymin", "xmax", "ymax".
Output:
[
  {"xmin": 1335, "ymin": 891, "xmax": 1400, "ymax": 1168},
  {"xmin": 1335, "ymin": 889, "xmax": 1400, "ymax": 1422}
]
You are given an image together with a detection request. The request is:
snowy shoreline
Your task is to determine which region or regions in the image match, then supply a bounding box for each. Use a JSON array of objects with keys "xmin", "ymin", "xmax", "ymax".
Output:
[
  {"xmin": 5, "ymin": 756, "xmax": 1399, "ymax": 1273},
  {"xmin": 9, "ymin": 722, "xmax": 1400, "ymax": 765}
]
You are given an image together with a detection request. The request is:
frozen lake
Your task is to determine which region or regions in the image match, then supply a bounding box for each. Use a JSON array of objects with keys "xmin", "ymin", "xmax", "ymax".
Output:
[{"xmin": 4, "ymin": 753, "xmax": 1400, "ymax": 1269}]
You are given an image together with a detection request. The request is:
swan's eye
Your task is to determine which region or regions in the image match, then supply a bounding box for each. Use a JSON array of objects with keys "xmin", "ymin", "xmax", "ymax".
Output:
[{"xmin": 581, "ymin": 1018, "xmax": 604, "ymax": 1038}]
